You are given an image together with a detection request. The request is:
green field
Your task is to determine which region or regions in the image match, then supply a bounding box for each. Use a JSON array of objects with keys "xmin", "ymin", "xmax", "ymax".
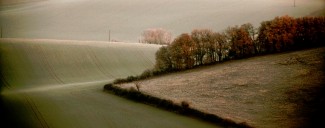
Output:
[
  {"xmin": 0, "ymin": 38, "xmax": 221, "ymax": 128},
  {"xmin": 1, "ymin": 38, "xmax": 159, "ymax": 90}
]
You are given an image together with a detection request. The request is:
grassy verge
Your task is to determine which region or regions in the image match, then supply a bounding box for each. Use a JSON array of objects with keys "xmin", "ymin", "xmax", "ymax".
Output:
[{"xmin": 103, "ymin": 83, "xmax": 252, "ymax": 128}]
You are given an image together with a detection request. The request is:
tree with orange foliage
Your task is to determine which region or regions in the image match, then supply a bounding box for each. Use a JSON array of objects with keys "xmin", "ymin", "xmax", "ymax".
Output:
[
  {"xmin": 241, "ymin": 23, "xmax": 257, "ymax": 54},
  {"xmin": 170, "ymin": 33, "xmax": 195, "ymax": 70},
  {"xmin": 153, "ymin": 15, "xmax": 325, "ymax": 73},
  {"xmin": 295, "ymin": 17, "xmax": 325, "ymax": 47},
  {"xmin": 226, "ymin": 25, "xmax": 253, "ymax": 58},
  {"xmin": 258, "ymin": 16, "xmax": 297, "ymax": 52}
]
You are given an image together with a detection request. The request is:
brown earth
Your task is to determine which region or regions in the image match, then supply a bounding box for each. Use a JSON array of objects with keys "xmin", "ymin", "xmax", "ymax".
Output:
[{"xmin": 118, "ymin": 47, "xmax": 325, "ymax": 128}]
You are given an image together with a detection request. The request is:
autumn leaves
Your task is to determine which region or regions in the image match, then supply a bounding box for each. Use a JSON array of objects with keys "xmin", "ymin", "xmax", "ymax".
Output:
[{"xmin": 154, "ymin": 16, "xmax": 325, "ymax": 72}]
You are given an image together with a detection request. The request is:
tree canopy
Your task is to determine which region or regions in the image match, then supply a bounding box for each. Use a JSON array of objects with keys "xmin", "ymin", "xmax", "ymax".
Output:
[{"xmin": 153, "ymin": 16, "xmax": 325, "ymax": 72}]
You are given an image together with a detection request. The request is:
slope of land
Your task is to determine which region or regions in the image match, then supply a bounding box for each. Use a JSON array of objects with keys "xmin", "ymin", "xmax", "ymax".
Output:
[
  {"xmin": 118, "ymin": 47, "xmax": 325, "ymax": 128},
  {"xmin": 1, "ymin": 0, "xmax": 324, "ymax": 42},
  {"xmin": 0, "ymin": 38, "xmax": 159, "ymax": 90},
  {"xmin": 0, "ymin": 38, "xmax": 220, "ymax": 128},
  {"xmin": 0, "ymin": 0, "xmax": 44, "ymax": 6}
]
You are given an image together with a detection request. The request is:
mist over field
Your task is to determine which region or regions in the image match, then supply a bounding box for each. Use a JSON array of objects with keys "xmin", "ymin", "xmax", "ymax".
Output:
[{"xmin": 0, "ymin": 0, "xmax": 324, "ymax": 42}]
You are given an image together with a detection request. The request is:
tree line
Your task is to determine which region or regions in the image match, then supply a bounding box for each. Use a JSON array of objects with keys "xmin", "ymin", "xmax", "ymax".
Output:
[
  {"xmin": 154, "ymin": 16, "xmax": 325, "ymax": 72},
  {"xmin": 112, "ymin": 15, "xmax": 324, "ymax": 85}
]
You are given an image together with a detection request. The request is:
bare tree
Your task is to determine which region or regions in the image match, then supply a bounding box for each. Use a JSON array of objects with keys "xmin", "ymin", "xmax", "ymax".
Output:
[
  {"xmin": 214, "ymin": 32, "xmax": 230, "ymax": 61},
  {"xmin": 191, "ymin": 29, "xmax": 214, "ymax": 65},
  {"xmin": 141, "ymin": 28, "xmax": 172, "ymax": 45},
  {"xmin": 134, "ymin": 81, "xmax": 141, "ymax": 92}
]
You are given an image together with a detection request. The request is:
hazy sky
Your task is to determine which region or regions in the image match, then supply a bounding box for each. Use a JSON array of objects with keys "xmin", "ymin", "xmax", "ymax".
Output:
[{"xmin": 0, "ymin": 0, "xmax": 324, "ymax": 42}]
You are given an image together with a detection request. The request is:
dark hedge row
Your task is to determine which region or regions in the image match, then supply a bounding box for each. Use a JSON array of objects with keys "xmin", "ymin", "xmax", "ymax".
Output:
[{"xmin": 103, "ymin": 83, "xmax": 252, "ymax": 128}]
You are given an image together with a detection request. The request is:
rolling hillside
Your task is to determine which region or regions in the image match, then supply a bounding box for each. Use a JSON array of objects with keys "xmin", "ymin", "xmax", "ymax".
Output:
[
  {"xmin": 0, "ymin": 39, "xmax": 220, "ymax": 128},
  {"xmin": 0, "ymin": 38, "xmax": 159, "ymax": 90},
  {"xmin": 1, "ymin": 0, "xmax": 324, "ymax": 127}
]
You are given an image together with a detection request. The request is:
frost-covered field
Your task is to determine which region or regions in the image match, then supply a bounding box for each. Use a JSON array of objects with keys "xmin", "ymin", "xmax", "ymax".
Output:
[
  {"xmin": 119, "ymin": 47, "xmax": 325, "ymax": 128},
  {"xmin": 0, "ymin": 0, "xmax": 324, "ymax": 42},
  {"xmin": 0, "ymin": 39, "xmax": 220, "ymax": 128}
]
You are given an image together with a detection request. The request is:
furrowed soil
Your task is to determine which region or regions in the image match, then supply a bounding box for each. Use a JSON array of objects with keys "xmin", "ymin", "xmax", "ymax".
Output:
[{"xmin": 119, "ymin": 47, "xmax": 325, "ymax": 128}]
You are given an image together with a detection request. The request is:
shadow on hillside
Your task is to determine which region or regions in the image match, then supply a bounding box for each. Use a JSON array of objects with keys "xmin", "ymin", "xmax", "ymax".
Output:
[
  {"xmin": 284, "ymin": 55, "xmax": 325, "ymax": 127},
  {"xmin": 286, "ymin": 82, "xmax": 325, "ymax": 127},
  {"xmin": 0, "ymin": 95, "xmax": 33, "ymax": 128}
]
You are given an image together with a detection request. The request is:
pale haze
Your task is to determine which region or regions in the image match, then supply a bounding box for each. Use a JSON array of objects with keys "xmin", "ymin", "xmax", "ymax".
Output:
[{"xmin": 0, "ymin": 0, "xmax": 324, "ymax": 42}]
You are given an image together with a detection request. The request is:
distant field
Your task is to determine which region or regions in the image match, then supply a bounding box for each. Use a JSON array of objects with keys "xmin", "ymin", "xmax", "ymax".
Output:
[
  {"xmin": 0, "ymin": 38, "xmax": 159, "ymax": 90},
  {"xmin": 119, "ymin": 47, "xmax": 325, "ymax": 128},
  {"xmin": 0, "ymin": 0, "xmax": 324, "ymax": 42}
]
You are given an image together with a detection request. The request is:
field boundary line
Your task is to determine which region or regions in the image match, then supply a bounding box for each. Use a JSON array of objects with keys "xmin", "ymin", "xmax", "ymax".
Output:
[{"xmin": 24, "ymin": 94, "xmax": 49, "ymax": 128}]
